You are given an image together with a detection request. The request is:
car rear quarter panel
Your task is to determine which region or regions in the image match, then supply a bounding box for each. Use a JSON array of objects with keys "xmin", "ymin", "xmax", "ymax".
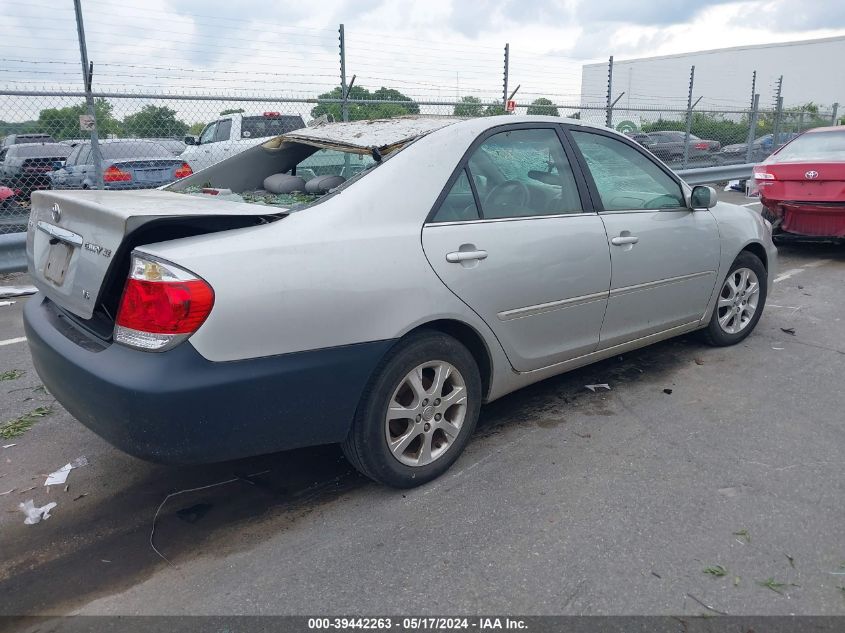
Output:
[{"xmin": 138, "ymin": 123, "xmax": 513, "ymax": 381}]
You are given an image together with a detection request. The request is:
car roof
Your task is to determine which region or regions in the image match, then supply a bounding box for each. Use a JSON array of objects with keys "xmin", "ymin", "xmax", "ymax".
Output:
[
  {"xmin": 804, "ymin": 126, "xmax": 844, "ymax": 134},
  {"xmin": 272, "ymin": 115, "xmax": 615, "ymax": 155}
]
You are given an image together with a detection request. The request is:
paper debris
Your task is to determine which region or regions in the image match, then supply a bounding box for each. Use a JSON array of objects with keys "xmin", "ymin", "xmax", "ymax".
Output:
[
  {"xmin": 0, "ymin": 286, "xmax": 38, "ymax": 298},
  {"xmin": 19, "ymin": 499, "xmax": 57, "ymax": 524},
  {"xmin": 3, "ymin": 444, "xmax": 16, "ymax": 449},
  {"xmin": 0, "ymin": 301, "xmax": 15, "ymax": 307},
  {"xmin": 45, "ymin": 464, "xmax": 73, "ymax": 486},
  {"xmin": 585, "ymin": 384, "xmax": 611, "ymax": 392}
]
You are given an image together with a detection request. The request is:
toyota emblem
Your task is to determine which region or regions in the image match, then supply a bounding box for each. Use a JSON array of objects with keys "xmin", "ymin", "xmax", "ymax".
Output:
[
  {"xmin": 51, "ymin": 203, "xmax": 62, "ymax": 222},
  {"xmin": 805, "ymin": 170, "xmax": 819, "ymax": 179}
]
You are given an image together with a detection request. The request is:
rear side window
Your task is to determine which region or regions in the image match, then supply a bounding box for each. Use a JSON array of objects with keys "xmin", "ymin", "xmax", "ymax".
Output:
[
  {"xmin": 101, "ymin": 142, "xmax": 172, "ymax": 160},
  {"xmin": 467, "ymin": 128, "xmax": 583, "ymax": 219},
  {"xmin": 241, "ymin": 115, "xmax": 303, "ymax": 139},
  {"xmin": 431, "ymin": 169, "xmax": 480, "ymax": 223},
  {"xmin": 570, "ymin": 131, "xmax": 684, "ymax": 210}
]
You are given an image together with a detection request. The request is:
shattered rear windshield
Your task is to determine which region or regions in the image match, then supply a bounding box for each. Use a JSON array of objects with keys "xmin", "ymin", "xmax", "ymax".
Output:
[
  {"xmin": 179, "ymin": 148, "xmax": 377, "ymax": 209},
  {"xmin": 770, "ymin": 130, "xmax": 845, "ymax": 162}
]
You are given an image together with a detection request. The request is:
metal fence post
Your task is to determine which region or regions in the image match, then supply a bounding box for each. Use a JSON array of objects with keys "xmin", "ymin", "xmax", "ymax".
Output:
[
  {"xmin": 771, "ymin": 75, "xmax": 783, "ymax": 148},
  {"xmin": 749, "ymin": 70, "xmax": 756, "ymax": 110},
  {"xmin": 605, "ymin": 56, "xmax": 613, "ymax": 128},
  {"xmin": 745, "ymin": 93, "xmax": 760, "ymax": 164},
  {"xmin": 682, "ymin": 65, "xmax": 695, "ymax": 168},
  {"xmin": 502, "ymin": 43, "xmax": 509, "ymax": 111},
  {"xmin": 73, "ymin": 0, "xmax": 103, "ymax": 189},
  {"xmin": 831, "ymin": 103, "xmax": 839, "ymax": 125},
  {"xmin": 339, "ymin": 23, "xmax": 348, "ymax": 122}
]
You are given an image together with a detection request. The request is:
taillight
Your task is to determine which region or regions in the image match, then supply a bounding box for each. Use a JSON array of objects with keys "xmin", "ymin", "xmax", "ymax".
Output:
[
  {"xmin": 263, "ymin": 111, "xmax": 281, "ymax": 118},
  {"xmin": 103, "ymin": 165, "xmax": 132, "ymax": 182},
  {"xmin": 174, "ymin": 162, "xmax": 193, "ymax": 179},
  {"xmin": 114, "ymin": 254, "xmax": 214, "ymax": 352},
  {"xmin": 694, "ymin": 142, "xmax": 708, "ymax": 150},
  {"xmin": 753, "ymin": 171, "xmax": 776, "ymax": 180}
]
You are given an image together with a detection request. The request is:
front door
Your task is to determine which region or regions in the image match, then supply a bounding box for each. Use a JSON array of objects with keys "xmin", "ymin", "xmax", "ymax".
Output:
[
  {"xmin": 422, "ymin": 126, "xmax": 611, "ymax": 372},
  {"xmin": 567, "ymin": 128, "xmax": 720, "ymax": 348}
]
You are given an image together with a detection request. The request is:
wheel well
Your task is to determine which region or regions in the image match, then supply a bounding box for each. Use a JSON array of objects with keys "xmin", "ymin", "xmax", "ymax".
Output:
[
  {"xmin": 741, "ymin": 242, "xmax": 768, "ymax": 271},
  {"xmin": 406, "ymin": 320, "xmax": 493, "ymax": 400}
]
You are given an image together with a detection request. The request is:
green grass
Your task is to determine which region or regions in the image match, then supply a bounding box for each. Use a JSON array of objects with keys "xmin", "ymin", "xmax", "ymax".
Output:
[
  {"xmin": 757, "ymin": 578, "xmax": 799, "ymax": 594},
  {"xmin": 0, "ymin": 369, "xmax": 24, "ymax": 381},
  {"xmin": 0, "ymin": 406, "xmax": 53, "ymax": 439},
  {"xmin": 703, "ymin": 565, "xmax": 728, "ymax": 577}
]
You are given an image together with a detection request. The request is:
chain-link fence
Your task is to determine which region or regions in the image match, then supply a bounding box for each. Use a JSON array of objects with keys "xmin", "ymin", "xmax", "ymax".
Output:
[{"xmin": 1, "ymin": 11, "xmax": 842, "ymax": 234}]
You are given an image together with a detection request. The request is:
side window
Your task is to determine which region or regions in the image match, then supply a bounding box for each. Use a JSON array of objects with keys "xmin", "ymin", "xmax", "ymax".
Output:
[
  {"xmin": 431, "ymin": 169, "xmax": 480, "ymax": 223},
  {"xmin": 467, "ymin": 128, "xmax": 583, "ymax": 219},
  {"xmin": 199, "ymin": 122, "xmax": 218, "ymax": 145},
  {"xmin": 78, "ymin": 147, "xmax": 92, "ymax": 165},
  {"xmin": 0, "ymin": 149, "xmax": 7, "ymax": 163},
  {"xmin": 214, "ymin": 119, "xmax": 232, "ymax": 143},
  {"xmin": 65, "ymin": 146, "xmax": 81, "ymax": 166},
  {"xmin": 570, "ymin": 131, "xmax": 685, "ymax": 211}
]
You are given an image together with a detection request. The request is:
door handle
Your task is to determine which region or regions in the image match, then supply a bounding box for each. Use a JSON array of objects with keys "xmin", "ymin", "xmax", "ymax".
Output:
[
  {"xmin": 446, "ymin": 250, "xmax": 488, "ymax": 263},
  {"xmin": 611, "ymin": 235, "xmax": 639, "ymax": 246}
]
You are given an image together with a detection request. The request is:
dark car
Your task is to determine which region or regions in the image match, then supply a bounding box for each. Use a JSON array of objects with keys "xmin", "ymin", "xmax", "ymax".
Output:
[
  {"xmin": 645, "ymin": 131, "xmax": 721, "ymax": 163},
  {"xmin": 0, "ymin": 142, "xmax": 72, "ymax": 198},
  {"xmin": 49, "ymin": 139, "xmax": 193, "ymax": 190},
  {"xmin": 2, "ymin": 133, "xmax": 56, "ymax": 148},
  {"xmin": 626, "ymin": 132, "xmax": 655, "ymax": 149},
  {"xmin": 721, "ymin": 133, "xmax": 800, "ymax": 164}
]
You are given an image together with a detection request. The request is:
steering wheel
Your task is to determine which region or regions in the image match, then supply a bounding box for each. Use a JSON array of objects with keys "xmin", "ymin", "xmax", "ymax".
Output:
[{"xmin": 483, "ymin": 180, "xmax": 530, "ymax": 215}]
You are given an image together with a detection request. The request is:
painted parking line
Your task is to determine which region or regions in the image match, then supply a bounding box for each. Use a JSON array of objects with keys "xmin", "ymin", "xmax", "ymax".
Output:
[
  {"xmin": 0, "ymin": 337, "xmax": 26, "ymax": 347},
  {"xmin": 774, "ymin": 260, "xmax": 831, "ymax": 283}
]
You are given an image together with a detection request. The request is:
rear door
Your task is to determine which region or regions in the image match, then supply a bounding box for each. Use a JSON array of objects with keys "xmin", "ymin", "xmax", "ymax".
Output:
[
  {"xmin": 566, "ymin": 127, "xmax": 720, "ymax": 349},
  {"xmin": 422, "ymin": 124, "xmax": 611, "ymax": 372}
]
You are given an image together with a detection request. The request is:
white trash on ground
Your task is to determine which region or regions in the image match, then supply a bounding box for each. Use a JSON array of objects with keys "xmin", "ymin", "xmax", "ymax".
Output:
[
  {"xmin": 44, "ymin": 456, "xmax": 89, "ymax": 486},
  {"xmin": 585, "ymin": 384, "xmax": 611, "ymax": 392},
  {"xmin": 19, "ymin": 500, "xmax": 57, "ymax": 525}
]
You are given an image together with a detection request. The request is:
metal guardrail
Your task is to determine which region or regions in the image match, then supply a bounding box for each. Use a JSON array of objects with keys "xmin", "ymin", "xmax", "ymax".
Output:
[
  {"xmin": 0, "ymin": 164, "xmax": 756, "ymax": 275},
  {"xmin": 676, "ymin": 163, "xmax": 755, "ymax": 186},
  {"xmin": 0, "ymin": 232, "xmax": 26, "ymax": 274}
]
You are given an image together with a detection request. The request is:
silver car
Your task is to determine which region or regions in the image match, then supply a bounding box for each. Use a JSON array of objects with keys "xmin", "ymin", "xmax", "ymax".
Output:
[{"xmin": 24, "ymin": 116, "xmax": 777, "ymax": 488}]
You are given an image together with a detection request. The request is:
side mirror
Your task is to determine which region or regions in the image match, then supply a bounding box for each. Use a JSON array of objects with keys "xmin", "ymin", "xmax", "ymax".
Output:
[
  {"xmin": 689, "ymin": 185, "xmax": 717, "ymax": 209},
  {"xmin": 184, "ymin": 135, "xmax": 198, "ymax": 146}
]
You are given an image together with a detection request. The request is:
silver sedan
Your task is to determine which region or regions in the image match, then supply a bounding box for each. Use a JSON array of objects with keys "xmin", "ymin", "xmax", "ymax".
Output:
[{"xmin": 25, "ymin": 116, "xmax": 777, "ymax": 488}]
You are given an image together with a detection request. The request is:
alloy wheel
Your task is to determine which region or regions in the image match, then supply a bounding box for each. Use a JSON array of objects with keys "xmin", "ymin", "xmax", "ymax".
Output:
[{"xmin": 717, "ymin": 267, "xmax": 760, "ymax": 334}]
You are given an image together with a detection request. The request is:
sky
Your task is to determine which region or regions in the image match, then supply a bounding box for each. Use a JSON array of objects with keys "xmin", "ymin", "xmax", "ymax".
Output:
[{"xmin": 2, "ymin": 0, "xmax": 845, "ymax": 122}]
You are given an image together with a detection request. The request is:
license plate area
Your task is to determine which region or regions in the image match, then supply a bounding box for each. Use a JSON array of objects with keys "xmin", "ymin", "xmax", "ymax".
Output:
[{"xmin": 44, "ymin": 242, "xmax": 73, "ymax": 286}]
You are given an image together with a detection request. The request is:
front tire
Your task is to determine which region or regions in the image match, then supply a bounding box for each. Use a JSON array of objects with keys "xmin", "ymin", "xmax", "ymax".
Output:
[
  {"xmin": 342, "ymin": 331, "xmax": 482, "ymax": 488},
  {"xmin": 703, "ymin": 251, "xmax": 767, "ymax": 346}
]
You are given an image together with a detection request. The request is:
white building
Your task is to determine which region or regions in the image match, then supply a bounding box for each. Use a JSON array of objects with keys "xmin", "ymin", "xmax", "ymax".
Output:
[{"xmin": 580, "ymin": 35, "xmax": 845, "ymax": 126}]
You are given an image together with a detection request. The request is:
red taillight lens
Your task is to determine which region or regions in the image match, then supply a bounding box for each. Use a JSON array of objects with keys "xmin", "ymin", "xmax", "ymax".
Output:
[
  {"xmin": 174, "ymin": 162, "xmax": 193, "ymax": 179},
  {"xmin": 263, "ymin": 111, "xmax": 281, "ymax": 118},
  {"xmin": 694, "ymin": 142, "xmax": 709, "ymax": 150},
  {"xmin": 103, "ymin": 165, "xmax": 132, "ymax": 182},
  {"xmin": 116, "ymin": 278, "xmax": 213, "ymax": 334},
  {"xmin": 114, "ymin": 255, "xmax": 214, "ymax": 351}
]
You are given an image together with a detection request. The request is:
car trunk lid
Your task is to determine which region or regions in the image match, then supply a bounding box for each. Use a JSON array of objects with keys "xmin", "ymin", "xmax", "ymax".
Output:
[
  {"xmin": 27, "ymin": 188, "xmax": 285, "ymax": 320},
  {"xmin": 755, "ymin": 161, "xmax": 845, "ymax": 202}
]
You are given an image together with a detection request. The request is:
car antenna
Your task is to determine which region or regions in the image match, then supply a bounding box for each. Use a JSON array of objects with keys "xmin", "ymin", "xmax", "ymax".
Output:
[{"xmin": 371, "ymin": 147, "xmax": 383, "ymax": 163}]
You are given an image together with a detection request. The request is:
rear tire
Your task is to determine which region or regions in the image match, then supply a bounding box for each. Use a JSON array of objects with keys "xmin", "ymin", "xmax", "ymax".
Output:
[
  {"xmin": 342, "ymin": 331, "xmax": 482, "ymax": 488},
  {"xmin": 702, "ymin": 251, "xmax": 767, "ymax": 346}
]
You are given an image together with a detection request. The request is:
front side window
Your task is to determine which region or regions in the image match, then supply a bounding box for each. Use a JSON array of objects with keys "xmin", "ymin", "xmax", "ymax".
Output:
[
  {"xmin": 65, "ymin": 145, "xmax": 82, "ymax": 166},
  {"xmin": 199, "ymin": 122, "xmax": 218, "ymax": 145},
  {"xmin": 214, "ymin": 119, "xmax": 232, "ymax": 143},
  {"xmin": 431, "ymin": 169, "xmax": 480, "ymax": 223},
  {"xmin": 570, "ymin": 131, "xmax": 685, "ymax": 210},
  {"xmin": 465, "ymin": 128, "xmax": 583, "ymax": 219},
  {"xmin": 78, "ymin": 146, "xmax": 92, "ymax": 165}
]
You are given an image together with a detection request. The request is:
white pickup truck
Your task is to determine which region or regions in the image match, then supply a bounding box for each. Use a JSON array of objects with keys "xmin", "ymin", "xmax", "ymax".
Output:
[{"xmin": 180, "ymin": 112, "xmax": 304, "ymax": 172}]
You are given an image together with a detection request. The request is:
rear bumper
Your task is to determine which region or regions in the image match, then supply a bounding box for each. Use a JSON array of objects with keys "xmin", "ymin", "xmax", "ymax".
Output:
[
  {"xmin": 24, "ymin": 296, "xmax": 393, "ymax": 463},
  {"xmin": 762, "ymin": 197, "xmax": 845, "ymax": 238}
]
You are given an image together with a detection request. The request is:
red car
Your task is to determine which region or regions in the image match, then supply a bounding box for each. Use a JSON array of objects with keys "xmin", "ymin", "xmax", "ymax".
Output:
[{"xmin": 753, "ymin": 126, "xmax": 845, "ymax": 239}]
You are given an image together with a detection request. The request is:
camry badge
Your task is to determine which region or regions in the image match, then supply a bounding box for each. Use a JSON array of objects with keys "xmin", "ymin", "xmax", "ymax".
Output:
[
  {"xmin": 805, "ymin": 170, "xmax": 819, "ymax": 179},
  {"xmin": 51, "ymin": 203, "xmax": 61, "ymax": 222}
]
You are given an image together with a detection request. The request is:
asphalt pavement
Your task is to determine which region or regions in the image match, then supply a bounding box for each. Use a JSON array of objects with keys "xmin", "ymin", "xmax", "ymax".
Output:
[{"xmin": 0, "ymin": 189, "xmax": 843, "ymax": 619}]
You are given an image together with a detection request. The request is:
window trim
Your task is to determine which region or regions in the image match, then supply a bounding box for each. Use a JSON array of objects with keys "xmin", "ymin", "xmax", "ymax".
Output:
[
  {"xmin": 561, "ymin": 125, "xmax": 688, "ymax": 214},
  {"xmin": 425, "ymin": 122, "xmax": 595, "ymax": 225}
]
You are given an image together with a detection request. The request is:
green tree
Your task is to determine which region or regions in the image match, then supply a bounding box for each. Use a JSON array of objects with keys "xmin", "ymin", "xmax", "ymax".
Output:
[
  {"xmin": 526, "ymin": 98, "xmax": 559, "ymax": 116},
  {"xmin": 311, "ymin": 86, "xmax": 419, "ymax": 121},
  {"xmin": 187, "ymin": 122, "xmax": 206, "ymax": 136},
  {"xmin": 484, "ymin": 104, "xmax": 508, "ymax": 116},
  {"xmin": 220, "ymin": 108, "xmax": 245, "ymax": 116},
  {"xmin": 453, "ymin": 96, "xmax": 484, "ymax": 117},
  {"xmin": 122, "ymin": 105, "xmax": 189, "ymax": 138},
  {"xmin": 36, "ymin": 98, "xmax": 120, "ymax": 140}
]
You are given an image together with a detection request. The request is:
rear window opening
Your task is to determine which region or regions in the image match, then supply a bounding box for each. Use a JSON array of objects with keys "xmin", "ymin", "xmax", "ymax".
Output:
[
  {"xmin": 176, "ymin": 146, "xmax": 377, "ymax": 210},
  {"xmin": 770, "ymin": 130, "xmax": 845, "ymax": 162}
]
